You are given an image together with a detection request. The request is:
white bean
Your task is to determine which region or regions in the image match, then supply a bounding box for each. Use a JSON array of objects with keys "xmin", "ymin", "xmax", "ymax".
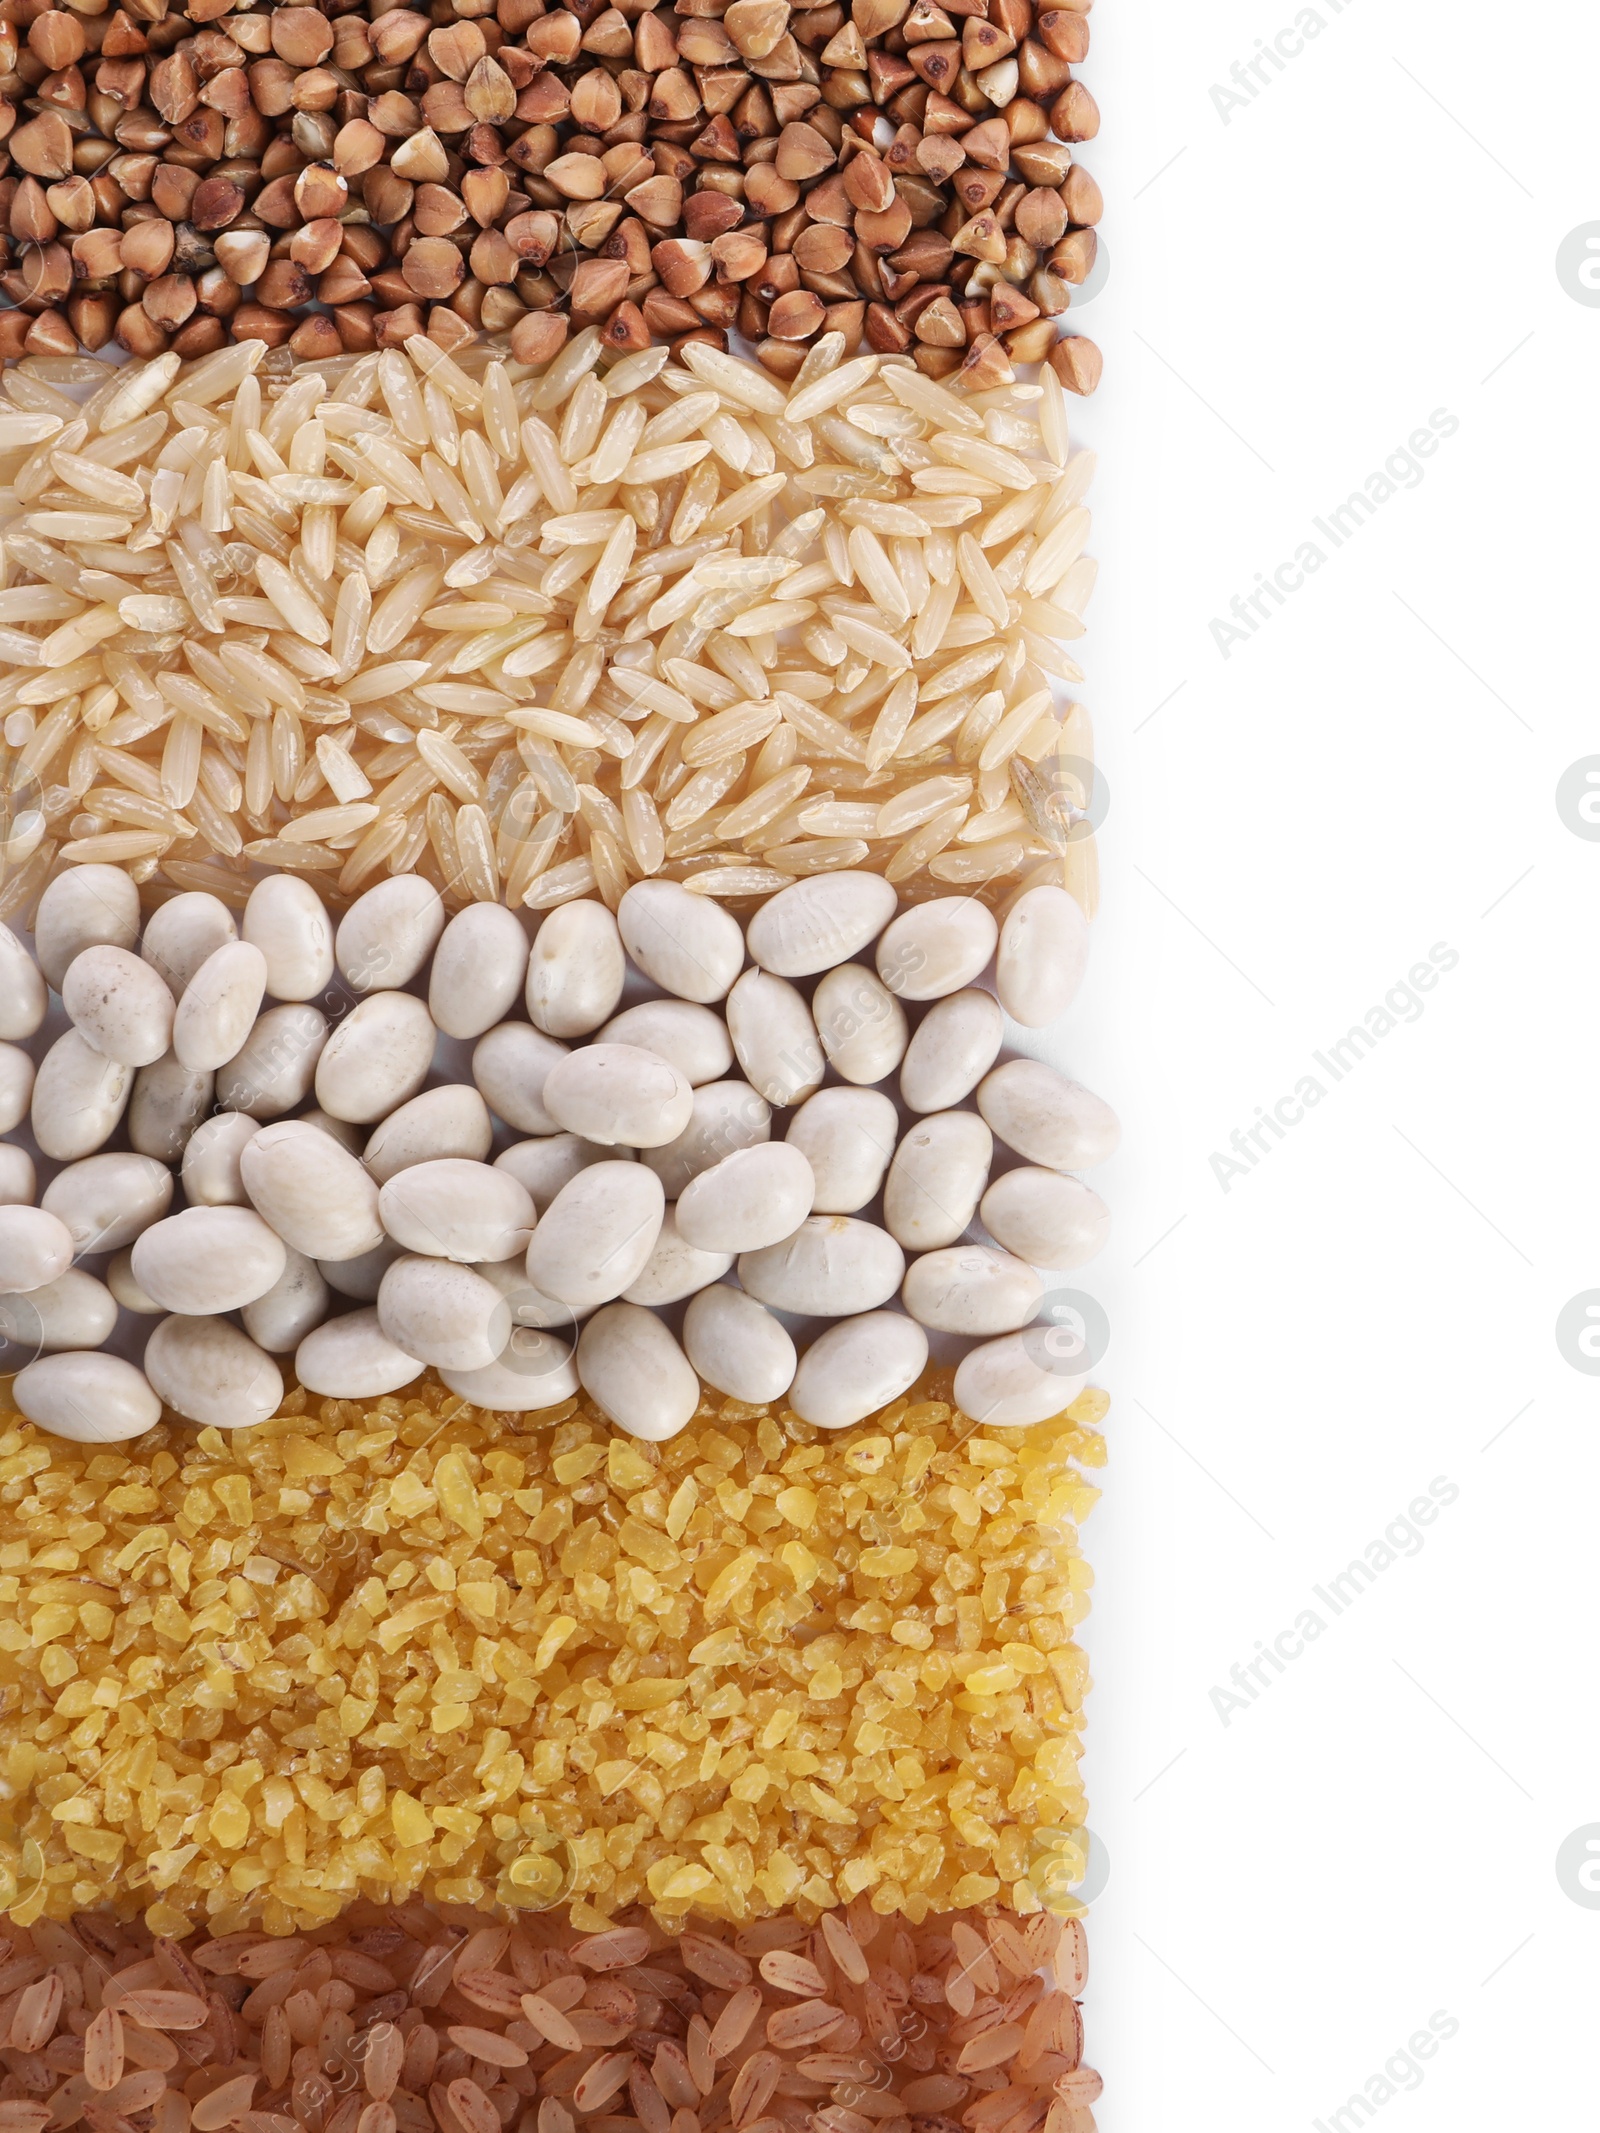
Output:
[
  {"xmin": 0, "ymin": 1042, "xmax": 33, "ymax": 1135},
  {"xmin": 242, "ymin": 874, "xmax": 334, "ymax": 1002},
  {"xmin": 477, "ymin": 1252, "xmax": 587, "ymax": 1336},
  {"xmin": 429, "ymin": 901, "xmax": 530, "ymax": 1039},
  {"xmin": 495, "ymin": 1133, "xmax": 615, "ymax": 1213},
  {"xmin": 380, "ymin": 1158, "xmax": 535, "ymax": 1263},
  {"xmin": 13, "ymin": 1351, "xmax": 160, "ymax": 1442},
  {"xmin": 976, "ymin": 1059, "xmax": 1119, "ymax": 1171},
  {"xmin": 440, "ymin": 1330, "xmax": 579, "ymax": 1412},
  {"xmin": 131, "ymin": 1206, "xmax": 287, "ymax": 1315},
  {"xmin": 745, "ymin": 870, "xmax": 898, "ymax": 978},
  {"xmin": 525, "ymin": 1160, "xmax": 664, "ymax": 1308},
  {"xmin": 525, "ymin": 899, "xmax": 625, "ymax": 1037},
  {"xmin": 600, "ymin": 1000, "xmax": 732, "ymax": 1086},
  {"xmin": 812, "ymin": 963, "xmax": 908, "ymax": 1085},
  {"xmin": 239, "ymin": 1118, "xmax": 384, "ymax": 1260},
  {"xmin": 576, "ymin": 1302, "xmax": 699, "ymax": 1441},
  {"xmin": 472, "ymin": 1022, "xmax": 568, "ymax": 1134},
  {"xmin": 128, "ymin": 1053, "xmax": 213, "ymax": 1162},
  {"xmin": 980, "ymin": 1166, "xmax": 1110, "ymax": 1269},
  {"xmin": 62, "ymin": 944, "xmax": 174, "ymax": 1066},
  {"xmin": 173, "ymin": 940, "xmax": 268, "ymax": 1071},
  {"xmin": 785, "ymin": 1087, "xmax": 897, "ymax": 1213},
  {"xmin": 241, "ymin": 1247, "xmax": 329, "ymax": 1354},
  {"xmin": 335, "ymin": 873, "xmax": 445, "ymax": 993},
  {"xmin": 997, "ymin": 884, "xmax": 1089, "ymax": 1027},
  {"xmin": 106, "ymin": 1249, "xmax": 161, "ymax": 1315},
  {"xmin": 41, "ymin": 1152, "xmax": 172, "ymax": 1253},
  {"xmin": 738, "ymin": 1215, "xmax": 904, "ymax": 1317},
  {"xmin": 35, "ymin": 864, "xmax": 139, "ymax": 990},
  {"xmin": 675, "ymin": 1142, "xmax": 814, "ymax": 1254},
  {"xmin": 883, "ymin": 1111, "xmax": 993, "ymax": 1251},
  {"xmin": 364, "ymin": 1084, "xmax": 494, "ymax": 1183},
  {"xmin": 319, "ymin": 1236, "xmax": 404, "ymax": 1301},
  {"xmin": 682, "ymin": 1284, "xmax": 796, "ymax": 1405},
  {"xmin": 541, "ymin": 1042, "xmax": 694, "ymax": 1148},
  {"xmin": 900, "ymin": 988, "xmax": 1005, "ymax": 1113},
  {"xmin": 30, "ymin": 1029, "xmax": 131, "ymax": 1160},
  {"xmin": 296, "ymin": 1108, "xmax": 365, "ymax": 1154},
  {"xmin": 296, "ymin": 1308, "xmax": 425, "ymax": 1398},
  {"xmin": 952, "ymin": 1325, "xmax": 1087, "ymax": 1427},
  {"xmin": 876, "ymin": 897, "xmax": 998, "ymax": 1002},
  {"xmin": 314, "ymin": 989, "xmax": 436, "ymax": 1123},
  {"xmin": 643, "ymin": 1080, "xmax": 770, "ymax": 1199},
  {"xmin": 0, "ymin": 1145, "xmax": 35, "ymax": 1206},
  {"xmin": 0, "ymin": 1269, "xmax": 115, "ymax": 1354},
  {"xmin": 376, "ymin": 1254, "xmax": 509, "ymax": 1370},
  {"xmin": 902, "ymin": 1243, "xmax": 1041, "ymax": 1334},
  {"xmin": 789, "ymin": 1312, "xmax": 928, "ymax": 1429},
  {"xmin": 621, "ymin": 1209, "xmax": 732, "ymax": 1306},
  {"xmin": 216, "ymin": 1003, "xmax": 328, "ymax": 1117},
  {"xmin": 140, "ymin": 891, "xmax": 237, "ymax": 999},
  {"xmin": 725, "ymin": 967, "xmax": 824, "ymax": 1108},
  {"xmin": 618, "ymin": 879, "xmax": 744, "ymax": 1003},
  {"xmin": 0, "ymin": 1206, "xmax": 74, "ymax": 1294},
  {"xmin": 0, "ymin": 921, "xmax": 45, "ymax": 1040},
  {"xmin": 182, "ymin": 1112, "xmax": 261, "ymax": 1206},
  {"xmin": 144, "ymin": 1313, "xmax": 284, "ymax": 1428}
]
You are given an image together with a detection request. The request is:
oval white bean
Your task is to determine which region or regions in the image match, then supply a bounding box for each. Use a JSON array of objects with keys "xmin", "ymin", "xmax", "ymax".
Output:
[
  {"xmin": 336, "ymin": 873, "xmax": 444, "ymax": 993},
  {"xmin": 429, "ymin": 901, "xmax": 530, "ymax": 1039},
  {"xmin": 106, "ymin": 1249, "xmax": 161, "ymax": 1315},
  {"xmin": 738, "ymin": 1215, "xmax": 904, "ymax": 1317},
  {"xmin": 379, "ymin": 1159, "xmax": 535, "ymax": 1263},
  {"xmin": 477, "ymin": 1253, "xmax": 587, "ymax": 1336},
  {"xmin": 35, "ymin": 864, "xmax": 139, "ymax": 990},
  {"xmin": 0, "ymin": 1269, "xmax": 116, "ymax": 1354},
  {"xmin": 318, "ymin": 1236, "xmax": 404, "ymax": 1301},
  {"xmin": 296, "ymin": 1108, "xmax": 365, "ymax": 1154},
  {"xmin": 576, "ymin": 1302, "xmax": 699, "ymax": 1441},
  {"xmin": 876, "ymin": 897, "xmax": 998, "ymax": 1001},
  {"xmin": 496, "ymin": 1133, "xmax": 616, "ymax": 1213},
  {"xmin": 899, "ymin": 988, "xmax": 1005, "ymax": 1113},
  {"xmin": 902, "ymin": 1243, "xmax": 1042, "ymax": 1334},
  {"xmin": 526, "ymin": 899, "xmax": 625, "ymax": 1038},
  {"xmin": 784, "ymin": 1087, "xmax": 897, "ymax": 1213},
  {"xmin": 62, "ymin": 944, "xmax": 174, "ymax": 1067},
  {"xmin": 621, "ymin": 1209, "xmax": 732, "ymax": 1306},
  {"xmin": 600, "ymin": 1000, "xmax": 732, "ymax": 1086},
  {"xmin": 376, "ymin": 1255, "xmax": 510, "ymax": 1370},
  {"xmin": 0, "ymin": 1206, "xmax": 74, "ymax": 1295},
  {"xmin": 13, "ymin": 1351, "xmax": 160, "ymax": 1442},
  {"xmin": 525, "ymin": 1161, "xmax": 664, "ymax": 1308},
  {"xmin": 724, "ymin": 967, "xmax": 824, "ymax": 1108},
  {"xmin": 30, "ymin": 1029, "xmax": 132, "ymax": 1161},
  {"xmin": 997, "ymin": 884, "xmax": 1089, "ymax": 1027},
  {"xmin": 440, "ymin": 1328, "xmax": 579, "ymax": 1412},
  {"xmin": 952, "ymin": 1325, "xmax": 1087, "ymax": 1427},
  {"xmin": 977, "ymin": 1059, "xmax": 1120, "ymax": 1171},
  {"xmin": 128, "ymin": 1053, "xmax": 213, "ymax": 1163},
  {"xmin": 0, "ymin": 1043, "xmax": 33, "ymax": 1136},
  {"xmin": 145, "ymin": 1313, "xmax": 284, "ymax": 1428},
  {"xmin": 181, "ymin": 1112, "xmax": 261, "ymax": 1207},
  {"xmin": 618, "ymin": 879, "xmax": 744, "ymax": 1003},
  {"xmin": 173, "ymin": 940, "xmax": 268, "ymax": 1072},
  {"xmin": 241, "ymin": 1247, "xmax": 329, "ymax": 1354},
  {"xmin": 682, "ymin": 1284, "xmax": 796, "ymax": 1405},
  {"xmin": 811, "ymin": 963, "xmax": 908, "ymax": 1085},
  {"xmin": 364, "ymin": 1083, "xmax": 494, "ymax": 1184},
  {"xmin": 789, "ymin": 1312, "xmax": 928, "ymax": 1429},
  {"xmin": 239, "ymin": 1118, "xmax": 384, "ymax": 1260},
  {"xmin": 643, "ymin": 1080, "xmax": 770, "ymax": 1199},
  {"xmin": 132, "ymin": 1206, "xmax": 288, "ymax": 1315},
  {"xmin": 883, "ymin": 1111, "xmax": 993, "ymax": 1251},
  {"xmin": 242, "ymin": 874, "xmax": 334, "ymax": 1002},
  {"xmin": 296, "ymin": 1308, "xmax": 426, "ymax": 1398},
  {"xmin": 0, "ymin": 921, "xmax": 45, "ymax": 1040},
  {"xmin": 541, "ymin": 1043, "xmax": 694, "ymax": 1148},
  {"xmin": 675, "ymin": 1142, "xmax": 814, "ymax": 1254},
  {"xmin": 314, "ymin": 989, "xmax": 436, "ymax": 1123},
  {"xmin": 140, "ymin": 891, "xmax": 236, "ymax": 999},
  {"xmin": 215, "ymin": 1003, "xmax": 328, "ymax": 1118},
  {"xmin": 41, "ymin": 1152, "xmax": 172, "ymax": 1253},
  {"xmin": 980, "ymin": 1166, "xmax": 1111, "ymax": 1269},
  {"xmin": 0, "ymin": 1145, "xmax": 35, "ymax": 1207},
  {"xmin": 472, "ymin": 1022, "xmax": 568, "ymax": 1135},
  {"xmin": 745, "ymin": 870, "xmax": 898, "ymax": 978}
]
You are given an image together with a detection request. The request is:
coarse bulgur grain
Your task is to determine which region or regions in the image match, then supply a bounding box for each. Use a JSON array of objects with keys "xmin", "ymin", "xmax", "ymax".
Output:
[{"xmin": 0, "ymin": 1366, "xmax": 1103, "ymax": 1938}]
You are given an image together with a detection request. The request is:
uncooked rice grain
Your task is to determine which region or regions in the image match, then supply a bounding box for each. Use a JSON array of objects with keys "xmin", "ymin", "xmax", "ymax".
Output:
[{"xmin": 0, "ymin": 338, "xmax": 1097, "ymax": 926}]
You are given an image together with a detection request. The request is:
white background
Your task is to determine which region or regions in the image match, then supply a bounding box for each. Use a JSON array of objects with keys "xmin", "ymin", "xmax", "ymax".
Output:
[{"xmin": 1056, "ymin": 0, "xmax": 1599, "ymax": 2122}]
